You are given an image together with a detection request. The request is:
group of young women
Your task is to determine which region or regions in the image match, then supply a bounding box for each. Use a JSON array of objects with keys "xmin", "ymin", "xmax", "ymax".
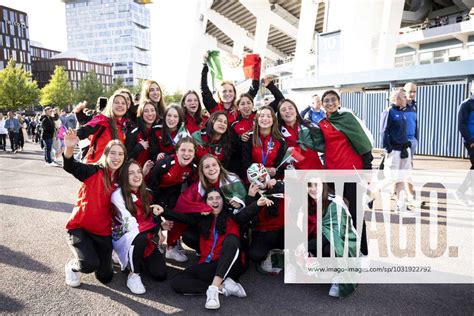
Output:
[{"xmin": 62, "ymin": 58, "xmax": 374, "ymax": 309}]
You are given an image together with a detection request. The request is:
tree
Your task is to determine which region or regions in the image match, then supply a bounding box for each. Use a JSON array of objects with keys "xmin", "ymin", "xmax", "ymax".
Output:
[
  {"xmin": 0, "ymin": 58, "xmax": 40, "ymax": 110},
  {"xmin": 106, "ymin": 76, "xmax": 125, "ymax": 97},
  {"xmin": 164, "ymin": 89, "xmax": 183, "ymax": 104},
  {"xmin": 131, "ymin": 79, "xmax": 144, "ymax": 96},
  {"xmin": 40, "ymin": 65, "xmax": 73, "ymax": 109},
  {"xmin": 74, "ymin": 70, "xmax": 105, "ymax": 107}
]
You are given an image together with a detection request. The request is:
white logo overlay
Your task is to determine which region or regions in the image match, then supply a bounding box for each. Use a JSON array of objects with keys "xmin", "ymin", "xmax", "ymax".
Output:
[{"xmin": 283, "ymin": 170, "xmax": 474, "ymax": 284}]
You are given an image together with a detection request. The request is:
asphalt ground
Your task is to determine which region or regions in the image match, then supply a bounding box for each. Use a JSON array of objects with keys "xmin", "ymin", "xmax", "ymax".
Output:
[{"xmin": 0, "ymin": 142, "xmax": 473, "ymax": 315}]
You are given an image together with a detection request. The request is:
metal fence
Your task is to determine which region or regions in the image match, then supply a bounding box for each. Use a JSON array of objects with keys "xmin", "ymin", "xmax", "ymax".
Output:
[{"xmin": 340, "ymin": 83, "xmax": 468, "ymax": 158}]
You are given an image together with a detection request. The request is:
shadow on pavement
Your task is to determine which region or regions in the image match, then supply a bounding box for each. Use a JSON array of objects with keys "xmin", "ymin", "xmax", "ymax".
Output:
[
  {"xmin": 78, "ymin": 283, "xmax": 184, "ymax": 314},
  {"xmin": 0, "ymin": 293, "xmax": 24, "ymax": 313},
  {"xmin": 0, "ymin": 245, "xmax": 52, "ymax": 274},
  {"xmin": 0, "ymin": 195, "xmax": 74, "ymax": 213}
]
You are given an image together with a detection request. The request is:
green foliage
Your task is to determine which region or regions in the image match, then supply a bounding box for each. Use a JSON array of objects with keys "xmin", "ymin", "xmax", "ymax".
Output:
[
  {"xmin": 131, "ymin": 79, "xmax": 144, "ymax": 96},
  {"xmin": 74, "ymin": 70, "xmax": 105, "ymax": 107},
  {"xmin": 106, "ymin": 76, "xmax": 125, "ymax": 97},
  {"xmin": 40, "ymin": 65, "xmax": 73, "ymax": 109},
  {"xmin": 0, "ymin": 59, "xmax": 40, "ymax": 110},
  {"xmin": 164, "ymin": 89, "xmax": 183, "ymax": 104}
]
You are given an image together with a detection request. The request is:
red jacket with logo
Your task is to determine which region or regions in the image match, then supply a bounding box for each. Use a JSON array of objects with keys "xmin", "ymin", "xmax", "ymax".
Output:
[{"xmin": 63, "ymin": 155, "xmax": 118, "ymax": 236}]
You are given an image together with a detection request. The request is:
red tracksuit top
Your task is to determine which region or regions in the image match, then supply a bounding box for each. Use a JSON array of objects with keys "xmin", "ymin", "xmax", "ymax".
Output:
[
  {"xmin": 82, "ymin": 114, "xmax": 127, "ymax": 163},
  {"xmin": 256, "ymin": 197, "xmax": 285, "ymax": 232},
  {"xmin": 185, "ymin": 113, "xmax": 208, "ymax": 135},
  {"xmin": 152, "ymin": 128, "xmax": 177, "ymax": 155},
  {"xmin": 232, "ymin": 113, "xmax": 256, "ymax": 136},
  {"xmin": 251, "ymin": 134, "xmax": 283, "ymax": 168},
  {"xmin": 65, "ymin": 158, "xmax": 118, "ymax": 236},
  {"xmin": 198, "ymin": 216, "xmax": 240, "ymax": 264},
  {"xmin": 159, "ymin": 156, "xmax": 193, "ymax": 188},
  {"xmin": 193, "ymin": 132, "xmax": 226, "ymax": 163},
  {"xmin": 318, "ymin": 119, "xmax": 363, "ymax": 170}
]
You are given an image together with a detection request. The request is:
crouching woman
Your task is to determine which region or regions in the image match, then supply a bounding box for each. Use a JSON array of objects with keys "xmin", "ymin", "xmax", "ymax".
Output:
[
  {"xmin": 111, "ymin": 160, "xmax": 169, "ymax": 295},
  {"xmin": 63, "ymin": 129, "xmax": 126, "ymax": 287},
  {"xmin": 167, "ymin": 189, "xmax": 246, "ymax": 310}
]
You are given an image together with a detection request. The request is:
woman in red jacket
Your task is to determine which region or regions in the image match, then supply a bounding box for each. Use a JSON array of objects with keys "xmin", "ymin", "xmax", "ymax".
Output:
[
  {"xmin": 63, "ymin": 129, "xmax": 126, "ymax": 287},
  {"xmin": 166, "ymin": 154, "xmax": 246, "ymax": 262},
  {"xmin": 77, "ymin": 92, "xmax": 129, "ymax": 163},
  {"xmin": 167, "ymin": 189, "xmax": 246, "ymax": 310},
  {"xmin": 318, "ymin": 90, "xmax": 373, "ymax": 256},
  {"xmin": 150, "ymin": 105, "xmax": 189, "ymax": 161},
  {"xmin": 125, "ymin": 101, "xmax": 158, "ymax": 167},
  {"xmin": 242, "ymin": 105, "xmax": 286, "ymax": 179},
  {"xmin": 181, "ymin": 90, "xmax": 208, "ymax": 135},
  {"xmin": 192, "ymin": 111, "xmax": 233, "ymax": 167},
  {"xmin": 277, "ymin": 99, "xmax": 324, "ymax": 170},
  {"xmin": 200, "ymin": 53, "xmax": 260, "ymax": 125}
]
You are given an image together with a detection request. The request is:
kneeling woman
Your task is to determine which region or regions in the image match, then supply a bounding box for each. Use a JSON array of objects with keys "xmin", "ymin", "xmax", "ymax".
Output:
[
  {"xmin": 168, "ymin": 189, "xmax": 246, "ymax": 310},
  {"xmin": 111, "ymin": 160, "xmax": 168, "ymax": 295},
  {"xmin": 63, "ymin": 129, "xmax": 126, "ymax": 287}
]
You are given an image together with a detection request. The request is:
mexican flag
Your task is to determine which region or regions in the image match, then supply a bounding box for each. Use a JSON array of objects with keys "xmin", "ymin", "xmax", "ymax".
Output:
[
  {"xmin": 207, "ymin": 50, "xmax": 223, "ymax": 91},
  {"xmin": 277, "ymin": 146, "xmax": 305, "ymax": 169},
  {"xmin": 326, "ymin": 109, "xmax": 373, "ymax": 155},
  {"xmin": 172, "ymin": 124, "xmax": 191, "ymax": 144},
  {"xmin": 198, "ymin": 174, "xmax": 247, "ymax": 208},
  {"xmin": 322, "ymin": 195, "xmax": 359, "ymax": 298}
]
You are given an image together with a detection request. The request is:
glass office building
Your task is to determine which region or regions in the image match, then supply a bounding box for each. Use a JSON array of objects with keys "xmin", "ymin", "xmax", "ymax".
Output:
[{"xmin": 63, "ymin": 0, "xmax": 152, "ymax": 86}]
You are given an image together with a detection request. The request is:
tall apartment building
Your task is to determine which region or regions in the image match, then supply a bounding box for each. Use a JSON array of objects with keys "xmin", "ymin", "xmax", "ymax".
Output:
[
  {"xmin": 63, "ymin": 0, "xmax": 152, "ymax": 86},
  {"xmin": 0, "ymin": 5, "xmax": 31, "ymax": 71}
]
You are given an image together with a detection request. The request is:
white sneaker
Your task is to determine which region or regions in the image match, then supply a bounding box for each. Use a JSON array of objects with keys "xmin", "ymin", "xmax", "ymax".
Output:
[
  {"xmin": 260, "ymin": 254, "xmax": 273, "ymax": 273},
  {"xmin": 127, "ymin": 273, "xmax": 146, "ymax": 294},
  {"xmin": 328, "ymin": 283, "xmax": 340, "ymax": 297},
  {"xmin": 65, "ymin": 260, "xmax": 81, "ymax": 287},
  {"xmin": 205, "ymin": 285, "xmax": 220, "ymax": 309},
  {"xmin": 165, "ymin": 246, "xmax": 188, "ymax": 262},
  {"xmin": 222, "ymin": 278, "xmax": 247, "ymax": 297}
]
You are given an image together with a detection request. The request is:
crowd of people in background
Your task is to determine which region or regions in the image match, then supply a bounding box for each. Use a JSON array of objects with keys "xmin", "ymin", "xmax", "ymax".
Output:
[{"xmin": 2, "ymin": 51, "xmax": 473, "ymax": 310}]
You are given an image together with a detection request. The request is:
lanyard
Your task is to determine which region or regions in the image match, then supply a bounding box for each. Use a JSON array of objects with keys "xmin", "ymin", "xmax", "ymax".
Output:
[
  {"xmin": 259, "ymin": 136, "xmax": 272, "ymax": 166},
  {"xmin": 205, "ymin": 222, "xmax": 218, "ymax": 263},
  {"xmin": 168, "ymin": 134, "xmax": 176, "ymax": 146}
]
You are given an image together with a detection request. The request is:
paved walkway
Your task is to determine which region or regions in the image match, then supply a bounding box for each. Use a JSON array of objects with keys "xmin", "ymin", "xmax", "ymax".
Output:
[{"xmin": 0, "ymin": 142, "xmax": 472, "ymax": 314}]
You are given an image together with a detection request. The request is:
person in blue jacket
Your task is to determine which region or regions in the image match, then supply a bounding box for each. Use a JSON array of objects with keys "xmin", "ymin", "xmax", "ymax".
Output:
[
  {"xmin": 456, "ymin": 84, "xmax": 474, "ymax": 205},
  {"xmin": 300, "ymin": 94, "xmax": 326, "ymax": 124},
  {"xmin": 381, "ymin": 88, "xmax": 413, "ymax": 214}
]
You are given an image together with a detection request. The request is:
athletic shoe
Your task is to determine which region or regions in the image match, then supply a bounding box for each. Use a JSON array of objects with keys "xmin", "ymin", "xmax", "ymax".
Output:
[
  {"xmin": 260, "ymin": 254, "xmax": 273, "ymax": 273},
  {"xmin": 205, "ymin": 285, "xmax": 220, "ymax": 309},
  {"xmin": 65, "ymin": 260, "xmax": 81, "ymax": 287},
  {"xmin": 222, "ymin": 278, "xmax": 247, "ymax": 298},
  {"xmin": 127, "ymin": 273, "xmax": 146, "ymax": 294},
  {"xmin": 165, "ymin": 246, "xmax": 188, "ymax": 262},
  {"xmin": 328, "ymin": 283, "xmax": 340, "ymax": 297}
]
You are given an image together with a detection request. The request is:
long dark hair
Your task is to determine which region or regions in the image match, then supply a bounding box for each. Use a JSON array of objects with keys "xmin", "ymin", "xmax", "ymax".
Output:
[
  {"xmin": 204, "ymin": 112, "xmax": 231, "ymax": 164},
  {"xmin": 277, "ymin": 98, "xmax": 321, "ymax": 141},
  {"xmin": 199, "ymin": 188, "xmax": 228, "ymax": 239},
  {"xmin": 135, "ymin": 101, "xmax": 157, "ymax": 139},
  {"xmin": 161, "ymin": 105, "xmax": 185, "ymax": 147},
  {"xmin": 119, "ymin": 159, "xmax": 152, "ymax": 218},
  {"xmin": 181, "ymin": 90, "xmax": 204, "ymax": 126},
  {"xmin": 198, "ymin": 154, "xmax": 234, "ymax": 190},
  {"xmin": 308, "ymin": 182, "xmax": 348, "ymax": 216}
]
